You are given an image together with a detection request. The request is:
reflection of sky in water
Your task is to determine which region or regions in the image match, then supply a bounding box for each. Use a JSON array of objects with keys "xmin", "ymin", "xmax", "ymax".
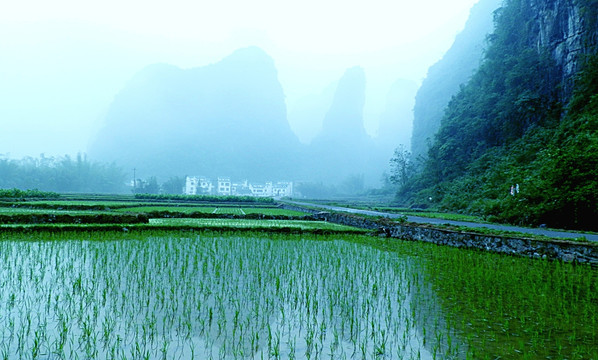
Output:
[{"xmin": 0, "ymin": 236, "xmax": 453, "ymax": 359}]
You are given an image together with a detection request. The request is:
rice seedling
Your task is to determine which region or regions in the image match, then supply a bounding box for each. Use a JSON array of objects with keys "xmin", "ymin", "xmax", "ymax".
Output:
[
  {"xmin": 147, "ymin": 218, "xmax": 365, "ymax": 232},
  {"xmin": 0, "ymin": 227, "xmax": 594, "ymax": 359},
  {"xmin": 115, "ymin": 206, "xmax": 218, "ymax": 214},
  {"xmin": 213, "ymin": 207, "xmax": 245, "ymax": 216},
  {"xmin": 114, "ymin": 206, "xmax": 308, "ymax": 217},
  {"xmin": 242, "ymin": 208, "xmax": 308, "ymax": 217}
]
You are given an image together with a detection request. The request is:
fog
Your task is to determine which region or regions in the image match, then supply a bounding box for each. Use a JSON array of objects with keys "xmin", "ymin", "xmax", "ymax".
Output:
[
  {"xmin": 0, "ymin": 0, "xmax": 481, "ymax": 160},
  {"xmin": 1, "ymin": 0, "xmax": 485, "ymax": 195}
]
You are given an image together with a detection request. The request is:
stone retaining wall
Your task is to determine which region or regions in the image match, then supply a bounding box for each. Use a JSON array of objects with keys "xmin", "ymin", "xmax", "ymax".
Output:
[{"xmin": 282, "ymin": 204, "xmax": 598, "ymax": 265}]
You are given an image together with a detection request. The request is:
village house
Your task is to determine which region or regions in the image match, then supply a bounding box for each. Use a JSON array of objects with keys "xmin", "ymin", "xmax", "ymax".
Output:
[
  {"xmin": 184, "ymin": 176, "xmax": 214, "ymax": 195},
  {"xmin": 217, "ymin": 177, "xmax": 232, "ymax": 196},
  {"xmin": 271, "ymin": 181, "xmax": 293, "ymax": 197},
  {"xmin": 184, "ymin": 176, "xmax": 293, "ymax": 198}
]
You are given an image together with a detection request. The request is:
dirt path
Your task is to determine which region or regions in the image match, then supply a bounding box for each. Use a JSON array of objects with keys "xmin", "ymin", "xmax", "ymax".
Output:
[{"xmin": 286, "ymin": 201, "xmax": 598, "ymax": 242}]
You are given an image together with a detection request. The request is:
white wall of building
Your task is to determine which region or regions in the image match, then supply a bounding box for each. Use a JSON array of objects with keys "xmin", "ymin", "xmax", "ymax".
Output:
[
  {"xmin": 185, "ymin": 176, "xmax": 293, "ymax": 197},
  {"xmin": 185, "ymin": 176, "xmax": 214, "ymax": 195},
  {"xmin": 217, "ymin": 177, "xmax": 232, "ymax": 196}
]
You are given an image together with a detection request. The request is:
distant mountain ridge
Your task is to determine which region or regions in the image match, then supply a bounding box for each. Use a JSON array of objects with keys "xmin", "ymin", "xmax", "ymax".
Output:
[
  {"xmin": 89, "ymin": 47, "xmax": 302, "ymax": 181},
  {"xmin": 89, "ymin": 50, "xmax": 398, "ymax": 189}
]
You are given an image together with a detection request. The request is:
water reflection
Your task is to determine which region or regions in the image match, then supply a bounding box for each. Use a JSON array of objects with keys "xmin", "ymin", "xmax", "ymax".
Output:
[{"xmin": 1, "ymin": 234, "xmax": 594, "ymax": 359}]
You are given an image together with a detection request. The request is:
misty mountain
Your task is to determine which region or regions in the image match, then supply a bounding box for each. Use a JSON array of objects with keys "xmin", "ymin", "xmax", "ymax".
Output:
[
  {"xmin": 410, "ymin": 0, "xmax": 502, "ymax": 159},
  {"xmin": 88, "ymin": 46, "xmax": 302, "ymax": 181},
  {"xmin": 318, "ymin": 67, "xmax": 368, "ymax": 142},
  {"xmin": 308, "ymin": 67, "xmax": 381, "ymax": 185}
]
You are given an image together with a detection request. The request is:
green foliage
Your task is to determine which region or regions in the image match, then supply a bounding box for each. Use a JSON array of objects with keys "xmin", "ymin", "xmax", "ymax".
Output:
[
  {"xmin": 578, "ymin": 0, "xmax": 598, "ymax": 41},
  {"xmin": 160, "ymin": 176, "xmax": 185, "ymax": 195},
  {"xmin": 425, "ymin": 3, "xmax": 560, "ymax": 182},
  {"xmin": 134, "ymin": 176, "xmax": 160, "ymax": 194},
  {"xmin": 411, "ymin": 0, "xmax": 501, "ymax": 158},
  {"xmin": 389, "ymin": 145, "xmax": 415, "ymax": 188},
  {"xmin": 0, "ymin": 212, "xmax": 148, "ymax": 225},
  {"xmin": 0, "ymin": 188, "xmax": 59, "ymax": 199},
  {"xmin": 536, "ymin": 59, "xmax": 598, "ymax": 228},
  {"xmin": 401, "ymin": 0, "xmax": 598, "ymax": 231},
  {"xmin": 568, "ymin": 53, "xmax": 598, "ymax": 116}
]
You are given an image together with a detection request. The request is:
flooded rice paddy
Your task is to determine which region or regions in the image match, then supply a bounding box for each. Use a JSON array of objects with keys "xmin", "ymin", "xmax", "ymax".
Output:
[{"xmin": 0, "ymin": 231, "xmax": 595, "ymax": 359}]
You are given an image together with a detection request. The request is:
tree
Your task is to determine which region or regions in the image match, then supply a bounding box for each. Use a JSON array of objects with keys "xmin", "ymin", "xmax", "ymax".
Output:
[
  {"xmin": 0, "ymin": 154, "xmax": 126, "ymax": 193},
  {"xmin": 161, "ymin": 176, "xmax": 185, "ymax": 195},
  {"xmin": 144, "ymin": 177, "xmax": 160, "ymax": 194},
  {"xmin": 389, "ymin": 145, "xmax": 414, "ymax": 188}
]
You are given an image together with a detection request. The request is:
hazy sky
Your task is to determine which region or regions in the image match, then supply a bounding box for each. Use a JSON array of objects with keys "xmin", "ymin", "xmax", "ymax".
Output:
[{"xmin": 1, "ymin": 0, "xmax": 481, "ymax": 159}]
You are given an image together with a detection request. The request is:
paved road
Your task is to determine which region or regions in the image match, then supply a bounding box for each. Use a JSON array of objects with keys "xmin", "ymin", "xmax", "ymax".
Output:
[{"xmin": 286, "ymin": 201, "xmax": 598, "ymax": 242}]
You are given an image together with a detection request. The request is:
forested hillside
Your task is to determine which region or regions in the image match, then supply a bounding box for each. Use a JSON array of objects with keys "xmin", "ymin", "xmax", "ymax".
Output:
[
  {"xmin": 410, "ymin": 0, "xmax": 501, "ymax": 159},
  {"xmin": 400, "ymin": 0, "xmax": 598, "ymax": 231}
]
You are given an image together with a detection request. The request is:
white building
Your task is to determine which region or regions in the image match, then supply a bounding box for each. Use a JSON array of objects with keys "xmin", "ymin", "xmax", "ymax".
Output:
[
  {"xmin": 249, "ymin": 182, "xmax": 273, "ymax": 197},
  {"xmin": 185, "ymin": 176, "xmax": 293, "ymax": 197},
  {"xmin": 217, "ymin": 177, "xmax": 232, "ymax": 196},
  {"xmin": 246, "ymin": 182, "xmax": 293, "ymax": 198},
  {"xmin": 185, "ymin": 176, "xmax": 214, "ymax": 195},
  {"xmin": 272, "ymin": 181, "xmax": 293, "ymax": 198},
  {"xmin": 231, "ymin": 180, "xmax": 252, "ymax": 196}
]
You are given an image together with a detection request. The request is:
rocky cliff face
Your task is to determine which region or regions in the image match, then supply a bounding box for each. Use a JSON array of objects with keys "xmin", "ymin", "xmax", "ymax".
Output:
[{"xmin": 527, "ymin": 0, "xmax": 598, "ymax": 98}]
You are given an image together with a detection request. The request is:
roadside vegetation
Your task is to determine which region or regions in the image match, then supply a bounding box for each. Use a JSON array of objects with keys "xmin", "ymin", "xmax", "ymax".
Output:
[{"xmin": 282, "ymin": 200, "xmax": 598, "ymax": 245}]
